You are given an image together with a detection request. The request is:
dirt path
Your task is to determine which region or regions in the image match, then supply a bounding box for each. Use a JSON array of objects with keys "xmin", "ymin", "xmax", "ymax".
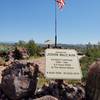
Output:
[
  {"xmin": 26, "ymin": 57, "xmax": 46, "ymax": 74},
  {"xmin": 33, "ymin": 57, "xmax": 45, "ymax": 74}
]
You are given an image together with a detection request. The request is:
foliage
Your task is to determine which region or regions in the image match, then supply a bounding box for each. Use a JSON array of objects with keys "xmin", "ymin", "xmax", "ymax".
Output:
[
  {"xmin": 26, "ymin": 40, "xmax": 37, "ymax": 56},
  {"xmin": 15, "ymin": 40, "xmax": 42, "ymax": 57},
  {"xmin": 80, "ymin": 48, "xmax": 100, "ymax": 80},
  {"xmin": 25, "ymin": 40, "xmax": 42, "ymax": 57},
  {"xmin": 0, "ymin": 50, "xmax": 9, "ymax": 61},
  {"xmin": 13, "ymin": 47, "xmax": 23, "ymax": 60},
  {"xmin": 16, "ymin": 40, "xmax": 26, "ymax": 47}
]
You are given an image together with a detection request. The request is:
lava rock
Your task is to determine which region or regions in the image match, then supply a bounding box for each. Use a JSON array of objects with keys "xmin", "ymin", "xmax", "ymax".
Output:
[
  {"xmin": 1, "ymin": 61, "xmax": 39, "ymax": 100},
  {"xmin": 35, "ymin": 81, "xmax": 85, "ymax": 100},
  {"xmin": 34, "ymin": 95, "xmax": 58, "ymax": 100},
  {"xmin": 86, "ymin": 58, "xmax": 100, "ymax": 100}
]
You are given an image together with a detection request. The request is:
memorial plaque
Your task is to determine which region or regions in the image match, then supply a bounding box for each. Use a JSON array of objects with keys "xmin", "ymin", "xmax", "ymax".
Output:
[{"xmin": 45, "ymin": 49, "xmax": 82, "ymax": 79}]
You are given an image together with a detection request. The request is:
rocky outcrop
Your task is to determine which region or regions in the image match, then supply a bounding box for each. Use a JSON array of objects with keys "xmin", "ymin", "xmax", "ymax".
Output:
[
  {"xmin": 36, "ymin": 81, "xmax": 85, "ymax": 100},
  {"xmin": 1, "ymin": 61, "xmax": 39, "ymax": 100},
  {"xmin": 0, "ymin": 58, "xmax": 86, "ymax": 100}
]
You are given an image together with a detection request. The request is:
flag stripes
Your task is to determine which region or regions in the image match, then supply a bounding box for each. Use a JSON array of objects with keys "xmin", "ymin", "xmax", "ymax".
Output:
[{"xmin": 56, "ymin": 0, "xmax": 65, "ymax": 9}]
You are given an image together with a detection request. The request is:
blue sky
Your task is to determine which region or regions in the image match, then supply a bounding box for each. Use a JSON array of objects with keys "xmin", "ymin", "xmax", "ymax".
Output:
[{"xmin": 0, "ymin": 0, "xmax": 100, "ymax": 44}]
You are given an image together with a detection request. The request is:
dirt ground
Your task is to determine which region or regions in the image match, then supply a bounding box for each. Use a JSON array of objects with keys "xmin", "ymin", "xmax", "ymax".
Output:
[{"xmin": 28, "ymin": 57, "xmax": 46, "ymax": 74}]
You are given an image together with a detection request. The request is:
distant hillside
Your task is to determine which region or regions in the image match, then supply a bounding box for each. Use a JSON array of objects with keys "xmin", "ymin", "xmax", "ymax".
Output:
[{"xmin": 38, "ymin": 43, "xmax": 87, "ymax": 49}]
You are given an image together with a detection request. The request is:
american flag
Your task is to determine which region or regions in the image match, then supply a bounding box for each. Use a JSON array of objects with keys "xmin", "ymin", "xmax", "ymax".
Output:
[{"xmin": 56, "ymin": 0, "xmax": 65, "ymax": 9}]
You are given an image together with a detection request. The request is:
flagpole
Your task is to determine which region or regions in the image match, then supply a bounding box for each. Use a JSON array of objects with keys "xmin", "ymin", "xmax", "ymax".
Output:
[{"xmin": 55, "ymin": 0, "xmax": 57, "ymax": 48}]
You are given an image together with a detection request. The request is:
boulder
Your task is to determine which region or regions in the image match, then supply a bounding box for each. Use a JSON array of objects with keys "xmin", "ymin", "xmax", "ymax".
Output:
[
  {"xmin": 1, "ymin": 61, "xmax": 39, "ymax": 100},
  {"xmin": 35, "ymin": 81, "xmax": 85, "ymax": 100},
  {"xmin": 86, "ymin": 58, "xmax": 100, "ymax": 100},
  {"xmin": 34, "ymin": 95, "xmax": 58, "ymax": 100}
]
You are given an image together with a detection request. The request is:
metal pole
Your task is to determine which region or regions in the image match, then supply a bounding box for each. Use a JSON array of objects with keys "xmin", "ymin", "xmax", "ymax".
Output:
[
  {"xmin": 55, "ymin": 0, "xmax": 57, "ymax": 48},
  {"xmin": 55, "ymin": 2, "xmax": 64, "ymax": 98}
]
